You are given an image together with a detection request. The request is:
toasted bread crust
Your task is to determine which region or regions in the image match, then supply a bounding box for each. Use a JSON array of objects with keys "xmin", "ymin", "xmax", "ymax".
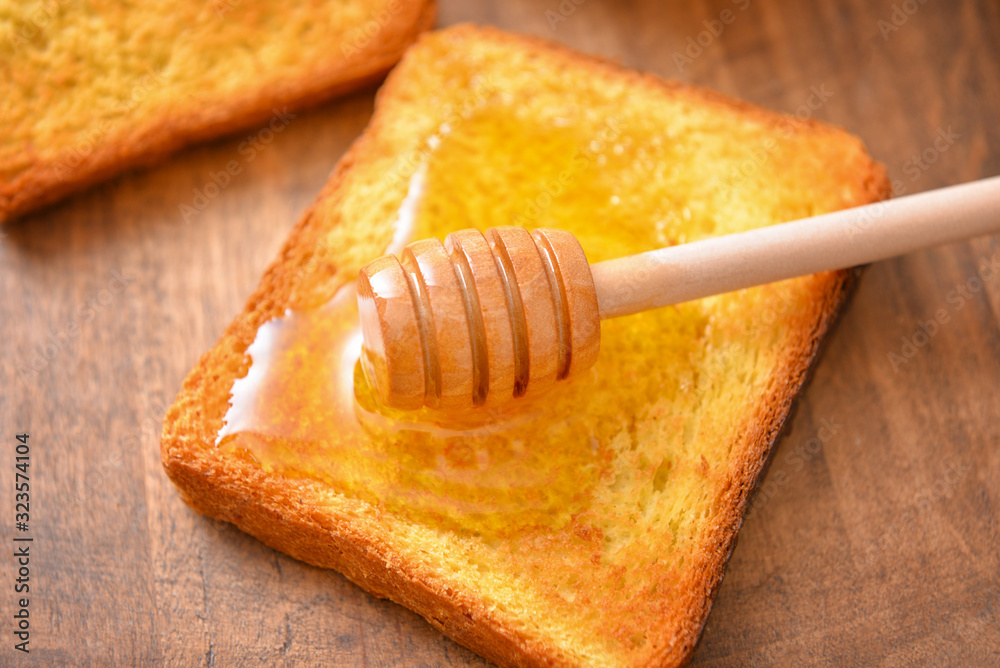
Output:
[
  {"xmin": 161, "ymin": 25, "xmax": 891, "ymax": 667},
  {"xmin": 0, "ymin": 0, "xmax": 436, "ymax": 222}
]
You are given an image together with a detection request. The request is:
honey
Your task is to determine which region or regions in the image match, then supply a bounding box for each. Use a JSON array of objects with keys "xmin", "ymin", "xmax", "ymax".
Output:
[{"xmin": 216, "ymin": 96, "xmax": 814, "ymax": 565}]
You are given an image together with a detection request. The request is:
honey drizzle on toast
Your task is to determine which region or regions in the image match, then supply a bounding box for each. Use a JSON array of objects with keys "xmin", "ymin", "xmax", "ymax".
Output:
[{"xmin": 217, "ymin": 103, "xmax": 717, "ymax": 544}]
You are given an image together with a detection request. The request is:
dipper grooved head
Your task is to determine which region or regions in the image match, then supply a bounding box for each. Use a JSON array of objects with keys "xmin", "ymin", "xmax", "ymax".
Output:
[{"xmin": 358, "ymin": 227, "xmax": 600, "ymax": 411}]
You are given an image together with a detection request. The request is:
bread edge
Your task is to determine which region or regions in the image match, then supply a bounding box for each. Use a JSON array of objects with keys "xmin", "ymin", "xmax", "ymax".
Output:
[{"xmin": 160, "ymin": 24, "xmax": 892, "ymax": 668}]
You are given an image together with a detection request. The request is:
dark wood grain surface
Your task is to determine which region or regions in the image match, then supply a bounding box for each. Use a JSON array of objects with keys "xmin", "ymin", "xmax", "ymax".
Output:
[{"xmin": 2, "ymin": 0, "xmax": 998, "ymax": 665}]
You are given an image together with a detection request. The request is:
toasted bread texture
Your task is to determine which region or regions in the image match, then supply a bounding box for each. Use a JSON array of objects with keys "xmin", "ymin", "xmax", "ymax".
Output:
[
  {"xmin": 0, "ymin": 0, "xmax": 435, "ymax": 221},
  {"xmin": 161, "ymin": 25, "xmax": 890, "ymax": 667}
]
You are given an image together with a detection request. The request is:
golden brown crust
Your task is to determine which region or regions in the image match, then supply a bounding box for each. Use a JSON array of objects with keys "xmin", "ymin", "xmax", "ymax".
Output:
[
  {"xmin": 0, "ymin": 0, "xmax": 436, "ymax": 223},
  {"xmin": 161, "ymin": 24, "xmax": 892, "ymax": 667}
]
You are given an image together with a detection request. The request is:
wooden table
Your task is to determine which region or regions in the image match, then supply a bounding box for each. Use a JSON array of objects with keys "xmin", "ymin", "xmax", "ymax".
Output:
[{"xmin": 2, "ymin": 0, "xmax": 998, "ymax": 664}]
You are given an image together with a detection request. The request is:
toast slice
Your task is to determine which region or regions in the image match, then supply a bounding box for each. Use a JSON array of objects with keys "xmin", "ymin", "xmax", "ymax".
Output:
[
  {"xmin": 161, "ymin": 25, "xmax": 890, "ymax": 667},
  {"xmin": 0, "ymin": 0, "xmax": 435, "ymax": 221}
]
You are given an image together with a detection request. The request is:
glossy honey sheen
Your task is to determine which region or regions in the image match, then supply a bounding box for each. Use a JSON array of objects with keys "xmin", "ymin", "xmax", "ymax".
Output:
[{"xmin": 217, "ymin": 99, "xmax": 802, "ymax": 552}]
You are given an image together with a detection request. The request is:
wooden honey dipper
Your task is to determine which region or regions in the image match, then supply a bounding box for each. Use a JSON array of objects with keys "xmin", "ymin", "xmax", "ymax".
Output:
[{"xmin": 358, "ymin": 177, "xmax": 1000, "ymax": 410}]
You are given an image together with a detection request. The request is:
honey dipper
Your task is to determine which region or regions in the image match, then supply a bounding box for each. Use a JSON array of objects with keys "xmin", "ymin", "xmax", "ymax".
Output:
[{"xmin": 358, "ymin": 177, "xmax": 1000, "ymax": 410}]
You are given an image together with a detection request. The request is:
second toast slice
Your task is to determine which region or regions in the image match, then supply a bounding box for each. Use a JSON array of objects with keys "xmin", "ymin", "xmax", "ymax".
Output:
[{"xmin": 0, "ymin": 0, "xmax": 435, "ymax": 221}]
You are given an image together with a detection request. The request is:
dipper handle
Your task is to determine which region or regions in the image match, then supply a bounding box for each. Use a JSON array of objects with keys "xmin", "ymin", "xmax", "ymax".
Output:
[{"xmin": 592, "ymin": 176, "xmax": 1000, "ymax": 318}]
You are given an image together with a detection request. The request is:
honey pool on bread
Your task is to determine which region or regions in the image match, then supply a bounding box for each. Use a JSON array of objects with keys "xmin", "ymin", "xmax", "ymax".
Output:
[{"xmin": 217, "ymin": 94, "xmax": 830, "ymax": 618}]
